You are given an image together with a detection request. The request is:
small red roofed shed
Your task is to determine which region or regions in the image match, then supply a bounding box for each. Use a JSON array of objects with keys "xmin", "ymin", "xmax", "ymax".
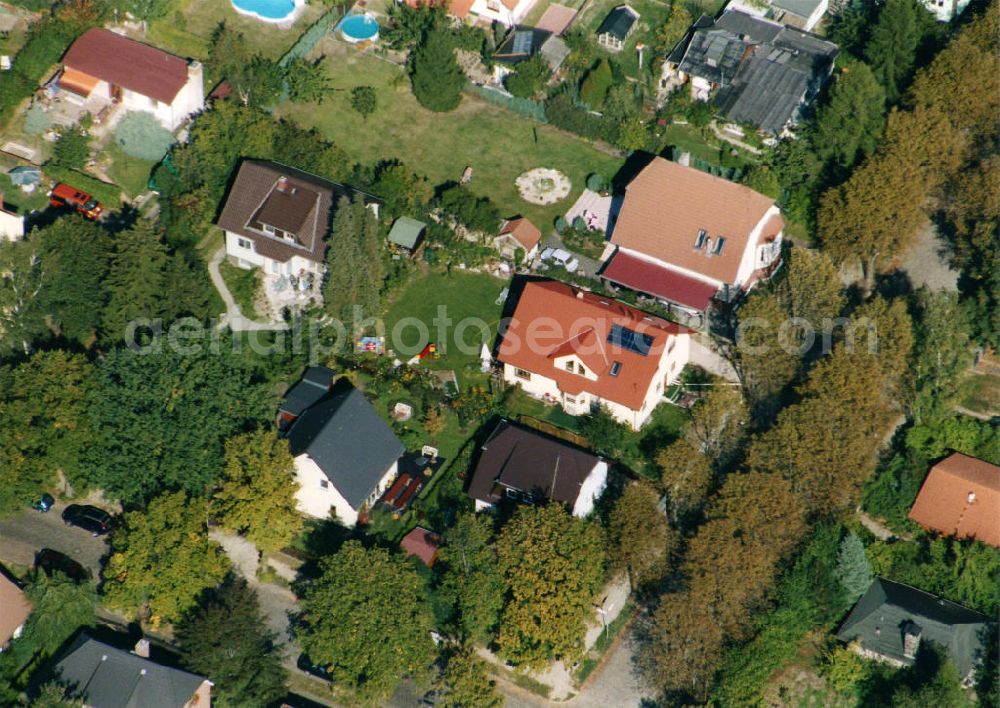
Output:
[{"xmin": 400, "ymin": 527, "xmax": 442, "ymax": 567}]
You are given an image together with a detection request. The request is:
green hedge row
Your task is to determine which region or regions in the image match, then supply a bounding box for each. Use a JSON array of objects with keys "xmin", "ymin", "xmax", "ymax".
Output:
[
  {"xmin": 45, "ymin": 165, "xmax": 122, "ymax": 207},
  {"xmin": 467, "ymin": 84, "xmax": 547, "ymax": 123},
  {"xmin": 279, "ymin": 8, "xmax": 342, "ymax": 67}
]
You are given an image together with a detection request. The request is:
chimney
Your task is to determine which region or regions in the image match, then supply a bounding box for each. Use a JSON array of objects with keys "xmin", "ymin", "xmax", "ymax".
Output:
[
  {"xmin": 133, "ymin": 638, "xmax": 151, "ymax": 658},
  {"xmin": 967, "ymin": 491, "xmax": 976, "ymax": 504},
  {"xmin": 902, "ymin": 621, "xmax": 922, "ymax": 659},
  {"xmin": 276, "ymin": 176, "xmax": 290, "ymax": 193},
  {"xmin": 576, "ymin": 290, "xmax": 584, "ymax": 299},
  {"xmin": 676, "ymin": 150, "xmax": 691, "ymax": 167}
]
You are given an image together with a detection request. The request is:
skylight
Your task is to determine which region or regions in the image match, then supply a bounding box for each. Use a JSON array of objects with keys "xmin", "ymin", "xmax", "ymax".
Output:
[
  {"xmin": 610, "ymin": 361, "xmax": 623, "ymax": 377},
  {"xmin": 694, "ymin": 229, "xmax": 708, "ymax": 249}
]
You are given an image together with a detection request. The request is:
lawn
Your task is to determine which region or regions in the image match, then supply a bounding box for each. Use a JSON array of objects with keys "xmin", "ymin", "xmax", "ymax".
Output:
[
  {"xmin": 103, "ymin": 143, "xmax": 157, "ymax": 199},
  {"xmin": 957, "ymin": 372, "xmax": 1000, "ymax": 418},
  {"xmin": 383, "ymin": 270, "xmax": 509, "ymax": 385},
  {"xmin": 218, "ymin": 259, "xmax": 262, "ymax": 318},
  {"xmin": 276, "ymin": 39, "xmax": 624, "ymax": 231},
  {"xmin": 144, "ymin": 0, "xmax": 327, "ymax": 67},
  {"xmin": 577, "ymin": 0, "xmax": 671, "ymax": 85}
]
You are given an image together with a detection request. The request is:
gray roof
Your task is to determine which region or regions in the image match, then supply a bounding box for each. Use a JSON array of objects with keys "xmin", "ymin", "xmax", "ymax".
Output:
[
  {"xmin": 674, "ymin": 10, "xmax": 838, "ymax": 132},
  {"xmin": 540, "ymin": 35, "xmax": 570, "ymax": 71},
  {"xmin": 494, "ymin": 27, "xmax": 552, "ymax": 65},
  {"xmin": 387, "ymin": 216, "xmax": 426, "ymax": 250},
  {"xmin": 53, "ymin": 634, "xmax": 207, "ymax": 708},
  {"xmin": 285, "ymin": 382, "xmax": 404, "ymax": 508},
  {"xmin": 597, "ymin": 5, "xmax": 639, "ymax": 40},
  {"xmin": 836, "ymin": 578, "xmax": 993, "ymax": 679},
  {"xmin": 771, "ymin": 0, "xmax": 825, "ymax": 20},
  {"xmin": 280, "ymin": 365, "xmax": 334, "ymax": 418}
]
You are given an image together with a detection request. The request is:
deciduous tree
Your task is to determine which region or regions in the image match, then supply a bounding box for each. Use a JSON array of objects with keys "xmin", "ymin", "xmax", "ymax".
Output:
[
  {"xmin": 436, "ymin": 645, "xmax": 503, "ymax": 708},
  {"xmin": 0, "ymin": 239, "xmax": 46, "ymax": 354},
  {"xmin": 104, "ymin": 491, "xmax": 229, "ymax": 626},
  {"xmin": 350, "ymin": 85, "xmax": 377, "ymax": 118},
  {"xmin": 608, "ymin": 481, "xmax": 677, "ymax": 589},
  {"xmin": 496, "ymin": 505, "xmax": 605, "ymax": 668},
  {"xmin": 297, "ymin": 541, "xmax": 436, "ymax": 702},
  {"xmin": 176, "ymin": 576, "xmax": 286, "ymax": 708},
  {"xmin": 439, "ymin": 512, "xmax": 505, "ymax": 641},
  {"xmin": 657, "ymin": 439, "xmax": 713, "ymax": 524},
  {"xmin": 213, "ymin": 429, "xmax": 302, "ymax": 554},
  {"xmin": 287, "ymin": 57, "xmax": 330, "ymax": 103}
]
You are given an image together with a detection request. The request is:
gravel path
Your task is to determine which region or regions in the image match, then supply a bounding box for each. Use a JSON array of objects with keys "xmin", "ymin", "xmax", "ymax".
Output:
[
  {"xmin": 207, "ymin": 246, "xmax": 289, "ymax": 333},
  {"xmin": 897, "ymin": 220, "xmax": 959, "ymax": 292}
]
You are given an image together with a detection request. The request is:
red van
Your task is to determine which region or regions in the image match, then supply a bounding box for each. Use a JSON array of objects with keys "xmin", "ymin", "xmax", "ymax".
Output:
[{"xmin": 49, "ymin": 183, "xmax": 103, "ymax": 220}]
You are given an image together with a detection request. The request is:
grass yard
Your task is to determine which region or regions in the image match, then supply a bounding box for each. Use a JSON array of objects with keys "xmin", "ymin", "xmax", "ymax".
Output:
[
  {"xmin": 957, "ymin": 371, "xmax": 1000, "ymax": 418},
  {"xmin": 103, "ymin": 143, "xmax": 156, "ymax": 199},
  {"xmin": 384, "ymin": 270, "xmax": 509, "ymax": 384},
  {"xmin": 277, "ymin": 40, "xmax": 624, "ymax": 231},
  {"xmin": 143, "ymin": 0, "xmax": 327, "ymax": 66},
  {"xmin": 218, "ymin": 259, "xmax": 262, "ymax": 318},
  {"xmin": 577, "ymin": 0, "xmax": 671, "ymax": 84}
]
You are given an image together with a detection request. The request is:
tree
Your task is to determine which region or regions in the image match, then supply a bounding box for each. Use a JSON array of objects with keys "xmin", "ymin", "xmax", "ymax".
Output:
[
  {"xmin": 422, "ymin": 406, "xmax": 446, "ymax": 441},
  {"xmin": 615, "ymin": 115, "xmax": 649, "ymax": 151},
  {"xmin": 213, "ymin": 429, "xmax": 302, "ymax": 553},
  {"xmin": 608, "ymin": 482, "xmax": 677, "ymax": 589},
  {"xmin": 31, "ymin": 682, "xmax": 82, "ymax": 707},
  {"xmin": 864, "ymin": 0, "xmax": 920, "ymax": 102},
  {"xmin": 101, "ymin": 221, "xmax": 172, "ymax": 342},
  {"xmin": 496, "ymin": 505, "xmax": 605, "ymax": 668},
  {"xmin": 84, "ymin": 345, "xmax": 272, "ymax": 503},
  {"xmin": 438, "ymin": 186, "xmax": 500, "ymax": 234},
  {"xmin": 0, "ymin": 350, "xmax": 94, "ymax": 512},
  {"xmin": 910, "ymin": 291, "xmax": 973, "ymax": 420},
  {"xmin": 322, "ymin": 196, "xmax": 385, "ymax": 326},
  {"xmin": 436, "ymin": 645, "xmax": 503, "ymax": 708},
  {"xmin": 439, "ymin": 513, "xmax": 505, "ymax": 641},
  {"xmin": 410, "ymin": 28, "xmax": 463, "ymax": 112},
  {"xmin": 383, "ymin": 3, "xmax": 445, "ymax": 50},
  {"xmin": 287, "ymin": 57, "xmax": 330, "ymax": 103},
  {"xmin": 297, "ymin": 541, "xmax": 436, "ymax": 702},
  {"xmin": 372, "ymin": 161, "xmax": 433, "ymax": 216},
  {"xmin": 836, "ymin": 531, "xmax": 871, "ymax": 605},
  {"xmin": 35, "ymin": 218, "xmax": 112, "ymax": 347},
  {"xmin": 20, "ymin": 571, "xmax": 97, "ymax": 657},
  {"xmin": 350, "ymin": 85, "xmax": 377, "ymax": 118},
  {"xmin": 774, "ymin": 246, "xmax": 845, "ymax": 330},
  {"xmin": 176, "ymin": 576, "xmax": 286, "ymax": 708},
  {"xmin": 578, "ymin": 406, "xmax": 630, "ymax": 459},
  {"xmin": 114, "ymin": 111, "xmax": 175, "ymax": 161},
  {"xmin": 504, "ymin": 55, "xmax": 550, "ymax": 99},
  {"xmin": 657, "ymin": 439, "xmax": 713, "ymax": 524},
  {"xmin": 579, "ymin": 59, "xmax": 612, "ymax": 109},
  {"xmin": 52, "ymin": 126, "xmax": 89, "ymax": 169},
  {"xmin": 103, "ymin": 491, "xmax": 230, "ymax": 626},
  {"xmin": 0, "ymin": 239, "xmax": 46, "ymax": 355},
  {"xmin": 812, "ymin": 62, "xmax": 885, "ymax": 173},
  {"xmin": 654, "ymin": 1, "xmax": 693, "ymax": 53},
  {"xmin": 683, "ymin": 386, "xmax": 749, "ymax": 472}
]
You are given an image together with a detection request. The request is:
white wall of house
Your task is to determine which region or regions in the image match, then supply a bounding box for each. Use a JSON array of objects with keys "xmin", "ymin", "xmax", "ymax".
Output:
[
  {"xmin": 598, "ymin": 33, "xmax": 625, "ymax": 51},
  {"xmin": 922, "ymin": 0, "xmax": 969, "ymax": 21},
  {"xmin": 81, "ymin": 61, "xmax": 203, "ymax": 131},
  {"xmin": 225, "ymin": 230, "xmax": 324, "ymax": 276},
  {"xmin": 501, "ymin": 330, "xmax": 690, "ymax": 430},
  {"xmin": 494, "ymin": 234, "xmax": 539, "ymax": 262},
  {"xmin": 572, "ymin": 460, "xmax": 609, "ymax": 517},
  {"xmin": 733, "ymin": 204, "xmax": 783, "ymax": 287},
  {"xmin": 469, "ymin": 0, "xmax": 535, "ymax": 26},
  {"xmin": 292, "ymin": 454, "xmax": 398, "ymax": 527},
  {"xmin": 0, "ymin": 208, "xmax": 24, "ymax": 241}
]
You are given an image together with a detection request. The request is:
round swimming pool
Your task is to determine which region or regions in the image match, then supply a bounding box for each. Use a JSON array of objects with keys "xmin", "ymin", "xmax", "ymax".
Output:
[
  {"xmin": 339, "ymin": 13, "xmax": 379, "ymax": 43},
  {"xmin": 231, "ymin": 0, "xmax": 300, "ymax": 23}
]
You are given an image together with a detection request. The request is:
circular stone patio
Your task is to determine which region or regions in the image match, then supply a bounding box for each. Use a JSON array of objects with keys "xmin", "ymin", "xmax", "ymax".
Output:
[{"xmin": 516, "ymin": 168, "xmax": 572, "ymax": 205}]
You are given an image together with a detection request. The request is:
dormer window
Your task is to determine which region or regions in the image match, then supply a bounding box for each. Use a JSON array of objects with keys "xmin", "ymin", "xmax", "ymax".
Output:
[
  {"xmin": 694, "ymin": 229, "xmax": 707, "ymax": 249},
  {"xmin": 262, "ymin": 224, "xmax": 276, "ymax": 235},
  {"xmin": 577, "ymin": 363, "xmax": 586, "ymax": 375},
  {"xmin": 565, "ymin": 361, "xmax": 574, "ymax": 372}
]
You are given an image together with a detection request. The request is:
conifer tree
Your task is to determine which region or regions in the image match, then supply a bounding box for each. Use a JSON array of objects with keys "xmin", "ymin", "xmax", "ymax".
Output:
[
  {"xmin": 836, "ymin": 531, "xmax": 872, "ymax": 605},
  {"xmin": 865, "ymin": 0, "xmax": 920, "ymax": 102},
  {"xmin": 410, "ymin": 28, "xmax": 463, "ymax": 112}
]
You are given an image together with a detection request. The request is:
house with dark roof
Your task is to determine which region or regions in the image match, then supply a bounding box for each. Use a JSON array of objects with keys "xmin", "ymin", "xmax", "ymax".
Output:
[
  {"xmin": 597, "ymin": 5, "xmax": 639, "ymax": 51},
  {"xmin": 59, "ymin": 28, "xmax": 204, "ymax": 130},
  {"xmin": 283, "ymin": 379, "xmax": 405, "ymax": 525},
  {"xmin": 908, "ymin": 452, "xmax": 1000, "ymax": 548},
  {"xmin": 217, "ymin": 160, "xmax": 379, "ymax": 304},
  {"xmin": 659, "ymin": 9, "xmax": 837, "ymax": 134},
  {"xmin": 599, "ymin": 157, "xmax": 783, "ymax": 317},
  {"xmin": 769, "ymin": 0, "xmax": 828, "ymax": 31},
  {"xmin": 50, "ymin": 633, "xmax": 212, "ymax": 708},
  {"xmin": 279, "ymin": 366, "xmax": 335, "ymax": 427},
  {"xmin": 836, "ymin": 578, "xmax": 994, "ymax": 686},
  {"xmin": 467, "ymin": 420, "xmax": 609, "ymax": 516},
  {"xmin": 497, "ymin": 280, "xmax": 690, "ymax": 430}
]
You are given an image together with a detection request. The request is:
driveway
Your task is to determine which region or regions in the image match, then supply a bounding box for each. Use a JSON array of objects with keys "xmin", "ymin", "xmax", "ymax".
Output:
[
  {"xmin": 539, "ymin": 233, "xmax": 602, "ymax": 279},
  {"xmin": 0, "ymin": 502, "xmax": 109, "ymax": 578}
]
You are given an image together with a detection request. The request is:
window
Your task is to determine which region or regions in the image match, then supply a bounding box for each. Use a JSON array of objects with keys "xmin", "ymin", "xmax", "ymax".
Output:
[
  {"xmin": 565, "ymin": 360, "xmax": 575, "ymax": 372},
  {"xmin": 514, "ymin": 368, "xmax": 531, "ymax": 381},
  {"xmin": 505, "ymin": 488, "xmax": 518, "ymax": 499},
  {"xmin": 694, "ymin": 229, "xmax": 707, "ymax": 249},
  {"xmin": 577, "ymin": 363, "xmax": 586, "ymax": 375},
  {"xmin": 657, "ymin": 380, "xmax": 662, "ymax": 392},
  {"xmin": 711, "ymin": 237, "xmax": 726, "ymax": 255},
  {"xmin": 610, "ymin": 361, "xmax": 622, "ymax": 377},
  {"xmin": 262, "ymin": 224, "xmax": 276, "ymax": 235},
  {"xmin": 319, "ymin": 479, "xmax": 329, "ymax": 489},
  {"xmin": 565, "ymin": 395, "xmax": 576, "ymax": 404},
  {"xmin": 237, "ymin": 237, "xmax": 252, "ymax": 250},
  {"xmin": 270, "ymin": 261, "xmax": 279, "ymax": 274}
]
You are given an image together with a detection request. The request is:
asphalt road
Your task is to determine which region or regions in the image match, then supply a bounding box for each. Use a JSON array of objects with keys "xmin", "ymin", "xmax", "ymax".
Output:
[{"xmin": 0, "ymin": 502, "xmax": 109, "ymax": 578}]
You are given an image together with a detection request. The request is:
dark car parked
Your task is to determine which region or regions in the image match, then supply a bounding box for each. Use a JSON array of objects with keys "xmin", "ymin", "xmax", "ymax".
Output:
[
  {"xmin": 61, "ymin": 505, "xmax": 114, "ymax": 535},
  {"xmin": 35, "ymin": 548, "xmax": 90, "ymax": 583}
]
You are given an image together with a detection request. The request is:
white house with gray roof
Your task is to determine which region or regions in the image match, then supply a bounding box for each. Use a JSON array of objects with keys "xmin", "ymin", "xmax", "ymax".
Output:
[{"xmin": 284, "ymin": 380, "xmax": 405, "ymax": 526}]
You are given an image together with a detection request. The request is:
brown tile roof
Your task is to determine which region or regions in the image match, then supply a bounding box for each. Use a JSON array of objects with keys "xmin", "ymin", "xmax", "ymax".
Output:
[
  {"xmin": 62, "ymin": 28, "xmax": 190, "ymax": 105},
  {"xmin": 216, "ymin": 160, "xmax": 374, "ymax": 264},
  {"xmin": 610, "ymin": 158, "xmax": 778, "ymax": 284},
  {"xmin": 448, "ymin": 0, "xmax": 474, "ymax": 18},
  {"xmin": 500, "ymin": 217, "xmax": 541, "ymax": 251},
  {"xmin": 601, "ymin": 249, "xmax": 718, "ymax": 311},
  {"xmin": 0, "ymin": 574, "xmax": 31, "ymax": 647},
  {"xmin": 400, "ymin": 527, "xmax": 442, "ymax": 567},
  {"xmin": 467, "ymin": 420, "xmax": 602, "ymax": 508},
  {"xmin": 908, "ymin": 452, "xmax": 1000, "ymax": 548},
  {"xmin": 497, "ymin": 280, "xmax": 687, "ymax": 410}
]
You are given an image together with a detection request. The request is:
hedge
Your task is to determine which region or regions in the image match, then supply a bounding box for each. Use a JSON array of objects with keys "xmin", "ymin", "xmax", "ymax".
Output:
[
  {"xmin": 279, "ymin": 8, "xmax": 343, "ymax": 67},
  {"xmin": 45, "ymin": 165, "xmax": 122, "ymax": 207},
  {"xmin": 466, "ymin": 83, "xmax": 547, "ymax": 123}
]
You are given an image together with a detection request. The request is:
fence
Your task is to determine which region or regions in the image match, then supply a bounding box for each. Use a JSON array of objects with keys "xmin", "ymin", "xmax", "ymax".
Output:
[
  {"xmin": 279, "ymin": 7, "xmax": 343, "ymax": 67},
  {"xmin": 466, "ymin": 83, "xmax": 548, "ymax": 123}
]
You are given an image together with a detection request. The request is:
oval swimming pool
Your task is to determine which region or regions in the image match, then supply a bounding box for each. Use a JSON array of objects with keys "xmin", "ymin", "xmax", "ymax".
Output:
[
  {"xmin": 339, "ymin": 14, "xmax": 379, "ymax": 43},
  {"xmin": 231, "ymin": 0, "xmax": 298, "ymax": 23}
]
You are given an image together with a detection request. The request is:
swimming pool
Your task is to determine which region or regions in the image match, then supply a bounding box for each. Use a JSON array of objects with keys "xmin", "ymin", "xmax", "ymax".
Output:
[
  {"xmin": 339, "ymin": 13, "xmax": 379, "ymax": 43},
  {"xmin": 231, "ymin": 0, "xmax": 300, "ymax": 23}
]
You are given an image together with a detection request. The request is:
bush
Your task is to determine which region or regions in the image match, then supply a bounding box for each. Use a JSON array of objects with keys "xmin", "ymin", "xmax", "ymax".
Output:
[
  {"xmin": 114, "ymin": 112, "xmax": 176, "ymax": 162},
  {"xmin": 410, "ymin": 28, "xmax": 464, "ymax": 112},
  {"xmin": 504, "ymin": 55, "xmax": 550, "ymax": 99},
  {"xmin": 579, "ymin": 59, "xmax": 612, "ymax": 110},
  {"xmin": 586, "ymin": 173, "xmax": 608, "ymax": 193},
  {"xmin": 545, "ymin": 92, "xmax": 618, "ymax": 143},
  {"xmin": 52, "ymin": 126, "xmax": 90, "ymax": 169}
]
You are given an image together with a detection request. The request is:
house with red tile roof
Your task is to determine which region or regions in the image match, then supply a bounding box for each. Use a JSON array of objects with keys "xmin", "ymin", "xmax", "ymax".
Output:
[
  {"xmin": 60, "ymin": 28, "xmax": 203, "ymax": 130},
  {"xmin": 495, "ymin": 217, "xmax": 542, "ymax": 262},
  {"xmin": 497, "ymin": 280, "xmax": 690, "ymax": 429},
  {"xmin": 908, "ymin": 452, "xmax": 1000, "ymax": 548},
  {"xmin": 600, "ymin": 157, "xmax": 784, "ymax": 317},
  {"xmin": 0, "ymin": 572, "xmax": 31, "ymax": 651}
]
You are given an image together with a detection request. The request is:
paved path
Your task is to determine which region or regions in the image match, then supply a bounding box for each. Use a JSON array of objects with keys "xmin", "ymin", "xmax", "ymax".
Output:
[
  {"xmin": 207, "ymin": 246, "xmax": 288, "ymax": 333},
  {"xmin": 540, "ymin": 233, "xmax": 602, "ymax": 279},
  {"xmin": 0, "ymin": 502, "xmax": 108, "ymax": 578}
]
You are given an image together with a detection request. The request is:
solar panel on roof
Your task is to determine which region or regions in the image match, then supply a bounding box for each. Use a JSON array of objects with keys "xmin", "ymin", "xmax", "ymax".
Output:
[
  {"xmin": 608, "ymin": 324, "xmax": 653, "ymax": 356},
  {"xmin": 512, "ymin": 31, "xmax": 533, "ymax": 55}
]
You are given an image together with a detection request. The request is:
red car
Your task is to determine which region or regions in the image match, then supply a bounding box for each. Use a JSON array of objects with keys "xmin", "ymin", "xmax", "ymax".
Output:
[{"xmin": 49, "ymin": 183, "xmax": 102, "ymax": 220}]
